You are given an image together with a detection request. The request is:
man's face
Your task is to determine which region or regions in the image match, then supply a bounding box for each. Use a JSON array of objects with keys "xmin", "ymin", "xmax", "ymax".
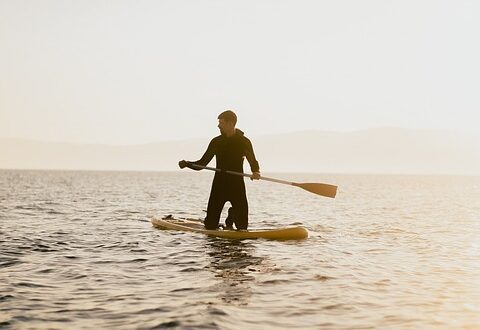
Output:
[{"xmin": 218, "ymin": 118, "xmax": 233, "ymax": 136}]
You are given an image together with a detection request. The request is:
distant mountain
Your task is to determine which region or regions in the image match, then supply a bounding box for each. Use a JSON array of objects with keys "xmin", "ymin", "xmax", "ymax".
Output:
[
  {"xmin": 1, "ymin": 128, "xmax": 479, "ymax": 174},
  {"xmin": 254, "ymin": 128, "xmax": 480, "ymax": 174}
]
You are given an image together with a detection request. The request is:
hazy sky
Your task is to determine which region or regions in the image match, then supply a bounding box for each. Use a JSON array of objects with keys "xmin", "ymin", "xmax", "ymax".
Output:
[{"xmin": 1, "ymin": 0, "xmax": 479, "ymax": 145}]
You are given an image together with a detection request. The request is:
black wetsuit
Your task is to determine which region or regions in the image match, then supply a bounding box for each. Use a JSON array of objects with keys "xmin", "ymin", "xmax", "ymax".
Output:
[{"xmin": 187, "ymin": 129, "xmax": 260, "ymax": 230}]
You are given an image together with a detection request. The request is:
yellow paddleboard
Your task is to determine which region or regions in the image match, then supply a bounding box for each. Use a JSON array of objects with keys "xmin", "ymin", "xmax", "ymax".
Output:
[{"xmin": 151, "ymin": 216, "xmax": 308, "ymax": 241}]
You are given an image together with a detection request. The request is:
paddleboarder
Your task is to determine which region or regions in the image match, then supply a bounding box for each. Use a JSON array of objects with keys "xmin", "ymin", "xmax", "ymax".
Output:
[{"xmin": 178, "ymin": 110, "xmax": 261, "ymax": 230}]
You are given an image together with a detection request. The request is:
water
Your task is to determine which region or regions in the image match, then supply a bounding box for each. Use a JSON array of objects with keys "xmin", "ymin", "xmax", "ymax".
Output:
[{"xmin": 1, "ymin": 170, "xmax": 479, "ymax": 329}]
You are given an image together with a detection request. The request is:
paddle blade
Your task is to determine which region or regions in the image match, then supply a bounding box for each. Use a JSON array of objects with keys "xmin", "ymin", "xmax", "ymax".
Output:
[{"xmin": 293, "ymin": 182, "xmax": 338, "ymax": 198}]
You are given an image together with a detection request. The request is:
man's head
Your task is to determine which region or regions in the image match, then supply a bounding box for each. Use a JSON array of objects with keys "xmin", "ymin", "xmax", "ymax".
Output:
[{"xmin": 217, "ymin": 110, "xmax": 237, "ymax": 136}]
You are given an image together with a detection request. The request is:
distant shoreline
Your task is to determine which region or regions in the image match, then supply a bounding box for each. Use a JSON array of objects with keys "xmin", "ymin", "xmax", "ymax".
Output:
[{"xmin": 1, "ymin": 128, "xmax": 479, "ymax": 175}]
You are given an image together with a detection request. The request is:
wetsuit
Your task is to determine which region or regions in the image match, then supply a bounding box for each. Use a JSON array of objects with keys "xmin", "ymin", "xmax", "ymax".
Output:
[{"xmin": 187, "ymin": 129, "xmax": 260, "ymax": 230}]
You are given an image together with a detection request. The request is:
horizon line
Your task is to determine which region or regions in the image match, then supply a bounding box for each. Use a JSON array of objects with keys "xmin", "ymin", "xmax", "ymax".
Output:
[{"xmin": 1, "ymin": 167, "xmax": 479, "ymax": 178}]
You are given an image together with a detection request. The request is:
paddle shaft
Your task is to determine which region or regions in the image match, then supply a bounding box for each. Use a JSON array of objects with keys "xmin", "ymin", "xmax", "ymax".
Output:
[
  {"xmin": 189, "ymin": 163, "xmax": 293, "ymax": 185},
  {"xmin": 187, "ymin": 163, "xmax": 337, "ymax": 198}
]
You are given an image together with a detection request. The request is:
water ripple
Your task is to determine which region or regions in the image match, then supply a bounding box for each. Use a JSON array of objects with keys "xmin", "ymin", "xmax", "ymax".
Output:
[{"xmin": 1, "ymin": 170, "xmax": 479, "ymax": 329}]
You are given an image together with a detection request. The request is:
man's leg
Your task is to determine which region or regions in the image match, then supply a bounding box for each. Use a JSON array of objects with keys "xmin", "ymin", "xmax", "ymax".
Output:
[
  {"xmin": 231, "ymin": 186, "xmax": 248, "ymax": 230},
  {"xmin": 204, "ymin": 185, "xmax": 226, "ymax": 230},
  {"xmin": 225, "ymin": 206, "xmax": 234, "ymax": 229}
]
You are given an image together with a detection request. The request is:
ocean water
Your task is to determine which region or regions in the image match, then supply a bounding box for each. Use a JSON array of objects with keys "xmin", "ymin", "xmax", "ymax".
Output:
[{"xmin": 1, "ymin": 169, "xmax": 479, "ymax": 329}]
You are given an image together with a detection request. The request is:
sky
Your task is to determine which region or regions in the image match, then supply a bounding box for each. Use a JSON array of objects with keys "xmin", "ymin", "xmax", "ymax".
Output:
[{"xmin": 1, "ymin": 0, "xmax": 479, "ymax": 145}]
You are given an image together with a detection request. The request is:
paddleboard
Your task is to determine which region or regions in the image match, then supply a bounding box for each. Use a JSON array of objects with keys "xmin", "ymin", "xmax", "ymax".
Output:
[{"xmin": 151, "ymin": 215, "xmax": 308, "ymax": 241}]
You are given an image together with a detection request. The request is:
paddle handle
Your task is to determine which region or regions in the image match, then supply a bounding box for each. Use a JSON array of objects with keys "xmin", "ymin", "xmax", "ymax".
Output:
[{"xmin": 188, "ymin": 163, "xmax": 294, "ymax": 186}]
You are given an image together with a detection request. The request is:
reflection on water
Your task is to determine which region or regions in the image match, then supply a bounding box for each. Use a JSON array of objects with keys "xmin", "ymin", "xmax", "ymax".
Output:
[{"xmin": 204, "ymin": 239, "xmax": 264, "ymax": 306}]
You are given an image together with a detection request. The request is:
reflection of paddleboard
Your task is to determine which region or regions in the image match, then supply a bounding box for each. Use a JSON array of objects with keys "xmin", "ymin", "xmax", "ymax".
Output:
[{"xmin": 151, "ymin": 216, "xmax": 308, "ymax": 241}]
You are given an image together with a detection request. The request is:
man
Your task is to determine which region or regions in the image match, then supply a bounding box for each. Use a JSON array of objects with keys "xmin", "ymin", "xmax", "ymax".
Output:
[{"xmin": 178, "ymin": 110, "xmax": 260, "ymax": 230}]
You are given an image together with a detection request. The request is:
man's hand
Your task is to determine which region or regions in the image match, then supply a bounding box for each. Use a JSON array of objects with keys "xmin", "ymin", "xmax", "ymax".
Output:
[
  {"xmin": 178, "ymin": 160, "xmax": 189, "ymax": 169},
  {"xmin": 250, "ymin": 172, "xmax": 261, "ymax": 180}
]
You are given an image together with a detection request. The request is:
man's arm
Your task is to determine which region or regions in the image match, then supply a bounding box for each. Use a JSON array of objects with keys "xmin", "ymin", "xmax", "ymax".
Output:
[
  {"xmin": 179, "ymin": 139, "xmax": 216, "ymax": 170},
  {"xmin": 244, "ymin": 138, "xmax": 260, "ymax": 180}
]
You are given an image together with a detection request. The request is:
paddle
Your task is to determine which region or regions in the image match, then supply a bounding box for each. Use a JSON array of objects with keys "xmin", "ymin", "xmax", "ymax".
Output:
[{"xmin": 187, "ymin": 163, "xmax": 337, "ymax": 198}]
